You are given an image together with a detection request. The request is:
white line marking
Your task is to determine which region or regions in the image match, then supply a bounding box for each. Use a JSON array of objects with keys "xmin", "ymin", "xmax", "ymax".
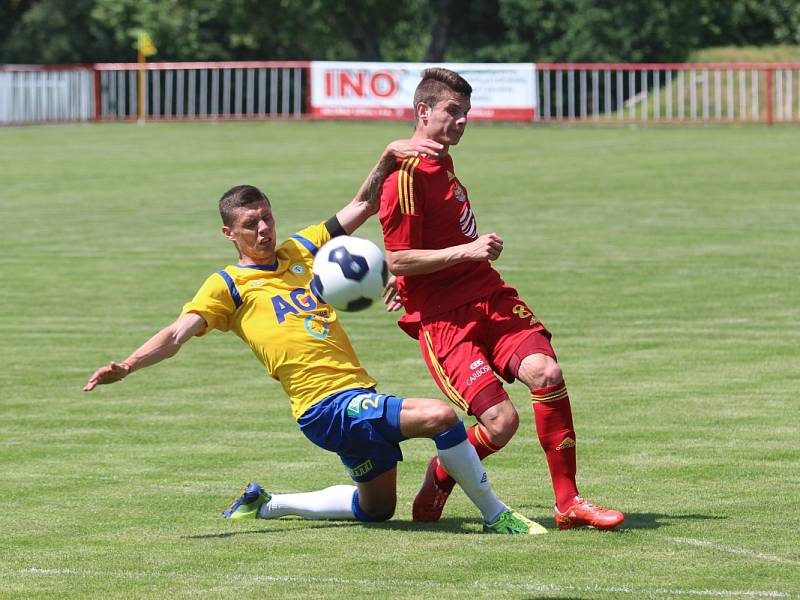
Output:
[
  {"xmin": 666, "ymin": 536, "xmax": 799, "ymax": 565},
  {"xmin": 17, "ymin": 569, "xmax": 794, "ymax": 598}
]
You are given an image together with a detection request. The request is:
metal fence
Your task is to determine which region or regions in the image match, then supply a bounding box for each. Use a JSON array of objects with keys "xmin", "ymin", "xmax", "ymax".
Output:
[
  {"xmin": 0, "ymin": 65, "xmax": 94, "ymax": 123},
  {"xmin": 2, "ymin": 61, "xmax": 799, "ymax": 125},
  {"xmin": 95, "ymin": 61, "xmax": 307, "ymax": 121},
  {"xmin": 537, "ymin": 63, "xmax": 800, "ymax": 124}
]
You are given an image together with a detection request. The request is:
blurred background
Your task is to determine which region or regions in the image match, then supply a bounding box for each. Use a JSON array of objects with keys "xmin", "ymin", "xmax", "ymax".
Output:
[{"xmin": 2, "ymin": 0, "xmax": 799, "ymax": 64}]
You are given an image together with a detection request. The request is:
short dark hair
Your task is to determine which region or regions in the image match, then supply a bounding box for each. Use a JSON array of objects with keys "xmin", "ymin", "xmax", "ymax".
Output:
[
  {"xmin": 218, "ymin": 184, "xmax": 269, "ymax": 226},
  {"xmin": 413, "ymin": 68, "xmax": 472, "ymax": 117}
]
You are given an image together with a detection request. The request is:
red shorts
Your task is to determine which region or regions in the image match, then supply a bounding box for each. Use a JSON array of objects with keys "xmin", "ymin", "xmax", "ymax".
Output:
[{"xmin": 417, "ymin": 285, "xmax": 555, "ymax": 417}]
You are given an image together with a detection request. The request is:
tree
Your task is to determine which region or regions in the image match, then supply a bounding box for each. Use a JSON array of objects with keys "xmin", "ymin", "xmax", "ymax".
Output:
[
  {"xmin": 1, "ymin": 0, "xmax": 117, "ymax": 63},
  {"xmin": 0, "ymin": 1, "xmax": 35, "ymax": 58},
  {"xmin": 479, "ymin": 0, "xmax": 698, "ymax": 63},
  {"xmin": 1, "ymin": 0, "xmax": 798, "ymax": 65},
  {"xmin": 759, "ymin": 0, "xmax": 800, "ymax": 45}
]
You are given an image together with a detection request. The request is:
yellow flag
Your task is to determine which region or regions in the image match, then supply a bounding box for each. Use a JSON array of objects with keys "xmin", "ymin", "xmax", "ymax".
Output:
[{"xmin": 138, "ymin": 31, "xmax": 157, "ymax": 57}]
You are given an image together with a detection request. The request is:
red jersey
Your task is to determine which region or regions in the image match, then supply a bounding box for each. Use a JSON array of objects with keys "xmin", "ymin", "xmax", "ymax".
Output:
[{"xmin": 379, "ymin": 153, "xmax": 503, "ymax": 334}]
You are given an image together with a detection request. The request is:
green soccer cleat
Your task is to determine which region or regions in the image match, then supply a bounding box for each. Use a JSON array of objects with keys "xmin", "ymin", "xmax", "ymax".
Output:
[
  {"xmin": 222, "ymin": 482, "xmax": 271, "ymax": 519},
  {"xmin": 483, "ymin": 508, "xmax": 548, "ymax": 535}
]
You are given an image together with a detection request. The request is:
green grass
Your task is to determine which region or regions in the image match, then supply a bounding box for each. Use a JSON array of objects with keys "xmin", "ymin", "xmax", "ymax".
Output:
[
  {"xmin": 690, "ymin": 45, "xmax": 800, "ymax": 63},
  {"xmin": 1, "ymin": 121, "xmax": 798, "ymax": 599}
]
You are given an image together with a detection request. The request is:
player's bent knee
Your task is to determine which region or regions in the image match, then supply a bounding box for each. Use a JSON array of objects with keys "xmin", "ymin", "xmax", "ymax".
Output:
[
  {"xmin": 354, "ymin": 487, "xmax": 396, "ymax": 522},
  {"xmin": 519, "ymin": 354, "xmax": 563, "ymax": 389},
  {"xmin": 368, "ymin": 507, "xmax": 395, "ymax": 522},
  {"xmin": 361, "ymin": 501, "xmax": 396, "ymax": 522},
  {"xmin": 489, "ymin": 413, "xmax": 519, "ymax": 446},
  {"xmin": 399, "ymin": 398, "xmax": 459, "ymax": 438},
  {"xmin": 478, "ymin": 401, "xmax": 519, "ymax": 447},
  {"xmin": 542, "ymin": 362, "xmax": 563, "ymax": 386},
  {"xmin": 427, "ymin": 400, "xmax": 459, "ymax": 432}
]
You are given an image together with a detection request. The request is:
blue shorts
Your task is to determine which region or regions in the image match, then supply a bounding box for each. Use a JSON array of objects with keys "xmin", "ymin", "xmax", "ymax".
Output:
[{"xmin": 297, "ymin": 388, "xmax": 405, "ymax": 482}]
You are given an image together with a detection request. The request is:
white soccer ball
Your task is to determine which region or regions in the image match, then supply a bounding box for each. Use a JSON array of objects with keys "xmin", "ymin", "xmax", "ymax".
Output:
[{"xmin": 312, "ymin": 235, "xmax": 388, "ymax": 312}]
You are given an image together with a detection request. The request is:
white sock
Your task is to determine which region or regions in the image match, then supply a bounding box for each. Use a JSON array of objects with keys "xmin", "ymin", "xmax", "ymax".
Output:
[
  {"xmin": 435, "ymin": 424, "xmax": 507, "ymax": 524},
  {"xmin": 257, "ymin": 485, "xmax": 357, "ymax": 520}
]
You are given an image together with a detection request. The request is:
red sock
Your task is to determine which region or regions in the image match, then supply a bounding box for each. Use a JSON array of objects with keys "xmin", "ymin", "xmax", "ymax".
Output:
[
  {"xmin": 532, "ymin": 382, "xmax": 579, "ymax": 511},
  {"xmin": 434, "ymin": 423, "xmax": 503, "ymax": 491}
]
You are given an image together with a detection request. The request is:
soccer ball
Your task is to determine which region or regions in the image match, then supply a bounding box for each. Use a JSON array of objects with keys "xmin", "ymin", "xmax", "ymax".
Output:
[{"xmin": 312, "ymin": 236, "xmax": 389, "ymax": 311}]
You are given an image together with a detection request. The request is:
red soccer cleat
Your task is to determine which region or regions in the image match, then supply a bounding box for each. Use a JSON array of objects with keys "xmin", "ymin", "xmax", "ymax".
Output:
[
  {"xmin": 412, "ymin": 456, "xmax": 455, "ymax": 522},
  {"xmin": 555, "ymin": 496, "xmax": 625, "ymax": 530}
]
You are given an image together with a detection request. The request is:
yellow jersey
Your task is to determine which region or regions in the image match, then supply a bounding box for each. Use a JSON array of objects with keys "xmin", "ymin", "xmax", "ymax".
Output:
[{"xmin": 182, "ymin": 222, "xmax": 377, "ymax": 420}]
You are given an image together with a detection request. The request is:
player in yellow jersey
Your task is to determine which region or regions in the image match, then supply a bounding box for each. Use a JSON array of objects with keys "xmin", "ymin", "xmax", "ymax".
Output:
[{"xmin": 83, "ymin": 139, "xmax": 545, "ymax": 534}]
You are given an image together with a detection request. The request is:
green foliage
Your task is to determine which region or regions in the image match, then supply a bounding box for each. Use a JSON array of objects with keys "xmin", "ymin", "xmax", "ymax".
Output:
[
  {"xmin": 697, "ymin": 0, "xmax": 800, "ymax": 47},
  {"xmin": 0, "ymin": 1, "xmax": 33, "ymax": 55},
  {"xmin": 480, "ymin": 0, "xmax": 698, "ymax": 62},
  {"xmin": 90, "ymin": 0, "xmax": 232, "ymax": 61},
  {"xmin": 764, "ymin": 0, "xmax": 800, "ymax": 44},
  {"xmin": 1, "ymin": 0, "xmax": 799, "ymax": 63},
  {"xmin": 696, "ymin": 0, "xmax": 774, "ymax": 47},
  {"xmin": 0, "ymin": 0, "xmax": 115, "ymax": 63}
]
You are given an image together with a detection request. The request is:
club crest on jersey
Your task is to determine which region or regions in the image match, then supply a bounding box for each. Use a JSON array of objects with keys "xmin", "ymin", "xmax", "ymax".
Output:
[
  {"xmin": 290, "ymin": 263, "xmax": 305, "ymax": 274},
  {"xmin": 304, "ymin": 315, "xmax": 329, "ymax": 339},
  {"xmin": 453, "ymin": 182, "xmax": 466, "ymax": 202}
]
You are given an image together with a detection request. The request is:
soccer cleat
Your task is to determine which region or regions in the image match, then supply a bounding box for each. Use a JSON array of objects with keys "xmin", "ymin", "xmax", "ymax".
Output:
[
  {"xmin": 483, "ymin": 508, "xmax": 548, "ymax": 535},
  {"xmin": 222, "ymin": 482, "xmax": 271, "ymax": 519},
  {"xmin": 554, "ymin": 496, "xmax": 624, "ymax": 530},
  {"xmin": 412, "ymin": 456, "xmax": 454, "ymax": 522}
]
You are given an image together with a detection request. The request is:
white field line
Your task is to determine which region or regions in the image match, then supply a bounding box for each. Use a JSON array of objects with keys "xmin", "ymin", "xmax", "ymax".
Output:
[
  {"xmin": 666, "ymin": 536, "xmax": 799, "ymax": 565},
  {"xmin": 17, "ymin": 568, "xmax": 795, "ymax": 598}
]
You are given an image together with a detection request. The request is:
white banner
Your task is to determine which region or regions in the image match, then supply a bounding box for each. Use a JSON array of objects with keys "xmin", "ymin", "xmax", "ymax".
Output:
[{"xmin": 310, "ymin": 61, "xmax": 537, "ymax": 121}]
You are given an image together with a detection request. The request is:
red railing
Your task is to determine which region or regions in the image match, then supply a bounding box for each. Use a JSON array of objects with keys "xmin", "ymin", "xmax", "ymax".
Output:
[
  {"xmin": 2, "ymin": 61, "xmax": 799, "ymax": 125},
  {"xmin": 535, "ymin": 62, "xmax": 800, "ymax": 124}
]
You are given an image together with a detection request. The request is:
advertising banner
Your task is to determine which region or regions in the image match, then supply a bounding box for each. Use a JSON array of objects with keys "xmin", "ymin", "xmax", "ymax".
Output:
[{"xmin": 310, "ymin": 61, "xmax": 537, "ymax": 121}]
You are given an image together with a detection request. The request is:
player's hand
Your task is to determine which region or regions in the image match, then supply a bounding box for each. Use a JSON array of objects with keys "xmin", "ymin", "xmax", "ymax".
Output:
[
  {"xmin": 385, "ymin": 138, "xmax": 444, "ymax": 161},
  {"xmin": 83, "ymin": 361, "xmax": 131, "ymax": 391},
  {"xmin": 465, "ymin": 233, "xmax": 504, "ymax": 262},
  {"xmin": 382, "ymin": 275, "xmax": 404, "ymax": 312}
]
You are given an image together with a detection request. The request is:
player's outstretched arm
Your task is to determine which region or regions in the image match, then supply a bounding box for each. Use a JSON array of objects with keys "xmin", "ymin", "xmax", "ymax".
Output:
[
  {"xmin": 336, "ymin": 138, "xmax": 443, "ymax": 235},
  {"xmin": 386, "ymin": 232, "xmax": 504, "ymax": 277},
  {"xmin": 83, "ymin": 312, "xmax": 206, "ymax": 391}
]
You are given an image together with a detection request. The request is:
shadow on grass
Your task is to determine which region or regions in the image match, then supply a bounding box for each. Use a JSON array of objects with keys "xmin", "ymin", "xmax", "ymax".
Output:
[
  {"xmin": 361, "ymin": 517, "xmax": 488, "ymax": 534},
  {"xmin": 372, "ymin": 512, "xmax": 726, "ymax": 534},
  {"xmin": 499, "ymin": 502, "xmax": 730, "ymax": 532},
  {"xmin": 183, "ymin": 512, "xmax": 727, "ymax": 540},
  {"xmin": 184, "ymin": 517, "xmax": 483, "ymax": 540},
  {"xmin": 183, "ymin": 520, "xmax": 362, "ymax": 539},
  {"xmin": 615, "ymin": 512, "xmax": 728, "ymax": 530}
]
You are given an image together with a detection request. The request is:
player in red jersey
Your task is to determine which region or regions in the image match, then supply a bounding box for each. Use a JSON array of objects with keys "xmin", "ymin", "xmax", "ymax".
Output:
[{"xmin": 378, "ymin": 67, "xmax": 624, "ymax": 530}]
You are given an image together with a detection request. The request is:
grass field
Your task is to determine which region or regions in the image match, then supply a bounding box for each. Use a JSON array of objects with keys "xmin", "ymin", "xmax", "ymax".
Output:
[
  {"xmin": 690, "ymin": 45, "xmax": 800, "ymax": 62},
  {"xmin": 1, "ymin": 120, "xmax": 798, "ymax": 599}
]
